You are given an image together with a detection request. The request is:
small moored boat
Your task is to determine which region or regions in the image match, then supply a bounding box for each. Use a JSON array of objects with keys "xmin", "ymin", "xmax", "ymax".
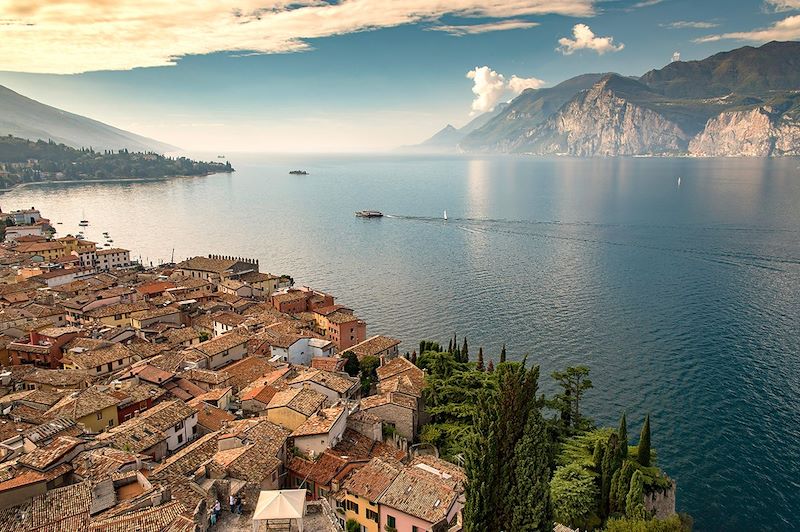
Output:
[{"xmin": 355, "ymin": 210, "xmax": 383, "ymax": 218}]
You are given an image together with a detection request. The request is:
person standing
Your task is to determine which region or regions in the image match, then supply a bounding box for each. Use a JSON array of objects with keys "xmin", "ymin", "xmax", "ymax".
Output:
[
  {"xmin": 229, "ymin": 494, "xmax": 236, "ymax": 513},
  {"xmin": 235, "ymin": 495, "xmax": 243, "ymax": 514},
  {"xmin": 213, "ymin": 499, "xmax": 221, "ymax": 523}
]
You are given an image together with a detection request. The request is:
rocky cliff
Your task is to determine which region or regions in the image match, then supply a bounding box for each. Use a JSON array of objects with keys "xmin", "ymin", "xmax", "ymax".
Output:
[
  {"xmin": 688, "ymin": 106, "xmax": 800, "ymax": 156},
  {"xmin": 453, "ymin": 41, "xmax": 800, "ymax": 157},
  {"xmin": 518, "ymin": 76, "xmax": 689, "ymax": 156}
]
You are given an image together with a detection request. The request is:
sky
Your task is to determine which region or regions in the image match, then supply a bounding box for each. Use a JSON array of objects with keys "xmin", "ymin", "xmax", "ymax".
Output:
[{"xmin": 0, "ymin": 0, "xmax": 799, "ymax": 152}]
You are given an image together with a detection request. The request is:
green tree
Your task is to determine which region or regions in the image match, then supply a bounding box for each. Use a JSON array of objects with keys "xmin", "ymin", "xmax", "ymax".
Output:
[
  {"xmin": 509, "ymin": 408, "xmax": 552, "ymax": 531},
  {"xmin": 626, "ymin": 471, "xmax": 646, "ymax": 519},
  {"xmin": 461, "ymin": 336, "xmax": 469, "ymax": 363},
  {"xmin": 486, "ymin": 359, "xmax": 494, "ymax": 372},
  {"xmin": 343, "ymin": 351, "xmax": 359, "ymax": 377},
  {"xmin": 476, "ymin": 347, "xmax": 485, "ymax": 371},
  {"xmin": 612, "ymin": 461, "xmax": 636, "ymax": 515},
  {"xmin": 600, "ymin": 433, "xmax": 619, "ymax": 516},
  {"xmin": 359, "ymin": 356, "xmax": 380, "ymax": 394},
  {"xmin": 638, "ymin": 415, "xmax": 651, "ymax": 467},
  {"xmin": 464, "ymin": 392, "xmax": 498, "ymax": 531},
  {"xmin": 619, "ymin": 413, "xmax": 629, "ymax": 458},
  {"xmin": 551, "ymin": 366, "xmax": 594, "ymax": 431},
  {"xmin": 465, "ymin": 361, "xmax": 543, "ymax": 531},
  {"xmin": 593, "ymin": 440, "xmax": 605, "ymax": 472},
  {"xmin": 550, "ymin": 463, "xmax": 599, "ymax": 529},
  {"xmin": 500, "ymin": 343, "xmax": 507, "ymax": 363},
  {"xmin": 346, "ymin": 519, "xmax": 360, "ymax": 532}
]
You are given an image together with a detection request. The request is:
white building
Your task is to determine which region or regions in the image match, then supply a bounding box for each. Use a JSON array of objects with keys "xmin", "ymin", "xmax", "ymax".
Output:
[
  {"xmin": 96, "ymin": 248, "xmax": 131, "ymax": 271},
  {"xmin": 5, "ymin": 225, "xmax": 46, "ymax": 241},
  {"xmin": 183, "ymin": 330, "xmax": 249, "ymax": 370},
  {"xmin": 290, "ymin": 405, "xmax": 348, "ymax": 458},
  {"xmin": 137, "ymin": 400, "xmax": 199, "ymax": 452},
  {"xmin": 7, "ymin": 208, "xmax": 42, "ymax": 225}
]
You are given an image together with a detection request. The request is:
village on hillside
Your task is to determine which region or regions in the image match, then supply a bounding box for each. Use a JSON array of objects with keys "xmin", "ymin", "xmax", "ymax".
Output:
[{"xmin": 0, "ymin": 206, "xmax": 463, "ymax": 532}]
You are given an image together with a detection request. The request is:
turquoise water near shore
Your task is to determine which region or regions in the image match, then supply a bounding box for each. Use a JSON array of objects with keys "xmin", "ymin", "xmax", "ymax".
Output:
[{"xmin": 3, "ymin": 154, "xmax": 799, "ymax": 530}]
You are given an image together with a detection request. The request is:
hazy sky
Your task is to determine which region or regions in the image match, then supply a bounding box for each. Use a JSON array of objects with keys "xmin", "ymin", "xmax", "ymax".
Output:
[{"xmin": 1, "ymin": 0, "xmax": 798, "ymax": 152}]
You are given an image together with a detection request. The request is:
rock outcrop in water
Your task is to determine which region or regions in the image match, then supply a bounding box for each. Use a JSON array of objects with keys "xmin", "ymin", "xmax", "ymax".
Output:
[
  {"xmin": 440, "ymin": 41, "xmax": 800, "ymax": 157},
  {"xmin": 688, "ymin": 106, "xmax": 800, "ymax": 156}
]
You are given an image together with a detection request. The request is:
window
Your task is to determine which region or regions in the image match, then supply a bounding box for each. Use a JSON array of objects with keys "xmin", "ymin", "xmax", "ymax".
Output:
[
  {"xmin": 192, "ymin": 425, "xmax": 197, "ymax": 434},
  {"xmin": 412, "ymin": 527, "xmax": 419, "ymax": 532},
  {"xmin": 387, "ymin": 515, "xmax": 396, "ymax": 528},
  {"xmin": 346, "ymin": 500, "xmax": 359, "ymax": 514},
  {"xmin": 96, "ymin": 412, "xmax": 103, "ymax": 420},
  {"xmin": 366, "ymin": 509, "xmax": 379, "ymax": 522},
  {"xmin": 174, "ymin": 421, "xmax": 183, "ymax": 431},
  {"xmin": 177, "ymin": 433, "xmax": 183, "ymax": 444},
  {"xmin": 108, "ymin": 419, "xmax": 114, "ymax": 427}
]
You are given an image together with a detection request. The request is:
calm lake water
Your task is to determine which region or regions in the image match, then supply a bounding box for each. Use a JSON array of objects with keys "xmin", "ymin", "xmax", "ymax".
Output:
[{"xmin": 3, "ymin": 154, "xmax": 800, "ymax": 530}]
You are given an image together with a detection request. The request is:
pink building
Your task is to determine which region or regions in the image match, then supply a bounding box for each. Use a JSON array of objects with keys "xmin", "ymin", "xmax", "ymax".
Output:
[{"xmin": 377, "ymin": 457, "xmax": 465, "ymax": 532}]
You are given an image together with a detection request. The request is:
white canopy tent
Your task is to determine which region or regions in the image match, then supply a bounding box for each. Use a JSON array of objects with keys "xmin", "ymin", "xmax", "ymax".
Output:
[{"xmin": 251, "ymin": 489, "xmax": 307, "ymax": 532}]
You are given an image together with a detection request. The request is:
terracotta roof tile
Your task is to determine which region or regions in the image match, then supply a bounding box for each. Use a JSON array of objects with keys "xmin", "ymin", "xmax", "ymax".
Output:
[
  {"xmin": 267, "ymin": 387, "xmax": 326, "ymax": 417},
  {"xmin": 343, "ymin": 457, "xmax": 403, "ymax": 501}
]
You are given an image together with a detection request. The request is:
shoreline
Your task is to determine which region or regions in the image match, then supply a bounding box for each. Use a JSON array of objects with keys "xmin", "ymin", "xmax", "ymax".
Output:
[{"xmin": 0, "ymin": 171, "xmax": 230, "ymax": 193}]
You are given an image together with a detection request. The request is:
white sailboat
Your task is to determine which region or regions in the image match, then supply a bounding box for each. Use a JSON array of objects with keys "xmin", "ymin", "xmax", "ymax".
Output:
[
  {"xmin": 677, "ymin": 176, "xmax": 682, "ymax": 186},
  {"xmin": 443, "ymin": 210, "xmax": 448, "ymax": 220}
]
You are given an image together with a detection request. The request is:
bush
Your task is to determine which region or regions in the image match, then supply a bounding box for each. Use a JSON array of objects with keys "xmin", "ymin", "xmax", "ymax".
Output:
[
  {"xmin": 604, "ymin": 514, "xmax": 692, "ymax": 532},
  {"xmin": 551, "ymin": 463, "xmax": 599, "ymax": 529},
  {"xmin": 346, "ymin": 519, "xmax": 360, "ymax": 532}
]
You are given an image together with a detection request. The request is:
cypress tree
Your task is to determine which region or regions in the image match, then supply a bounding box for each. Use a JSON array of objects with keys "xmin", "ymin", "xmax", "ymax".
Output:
[
  {"xmin": 638, "ymin": 415, "xmax": 651, "ymax": 467},
  {"xmin": 609, "ymin": 469, "xmax": 622, "ymax": 515},
  {"xmin": 625, "ymin": 470, "xmax": 646, "ymax": 519},
  {"xmin": 509, "ymin": 408, "xmax": 552, "ymax": 531},
  {"xmin": 476, "ymin": 347, "xmax": 485, "ymax": 371},
  {"xmin": 613, "ymin": 461, "xmax": 635, "ymax": 516},
  {"xmin": 592, "ymin": 440, "xmax": 604, "ymax": 473},
  {"xmin": 619, "ymin": 413, "xmax": 628, "ymax": 458},
  {"xmin": 419, "ymin": 340, "xmax": 425, "ymax": 355},
  {"xmin": 410, "ymin": 350, "xmax": 417, "ymax": 365},
  {"xmin": 487, "ymin": 359, "xmax": 494, "ymax": 372},
  {"xmin": 462, "ymin": 336, "xmax": 469, "ymax": 362},
  {"xmin": 600, "ymin": 433, "xmax": 618, "ymax": 516},
  {"xmin": 500, "ymin": 343, "xmax": 507, "ymax": 363},
  {"xmin": 464, "ymin": 394, "xmax": 498, "ymax": 531},
  {"xmin": 448, "ymin": 338, "xmax": 453, "ymax": 353}
]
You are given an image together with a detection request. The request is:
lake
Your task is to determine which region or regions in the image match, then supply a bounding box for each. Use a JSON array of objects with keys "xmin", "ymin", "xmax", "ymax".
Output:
[{"xmin": 3, "ymin": 154, "xmax": 799, "ymax": 530}]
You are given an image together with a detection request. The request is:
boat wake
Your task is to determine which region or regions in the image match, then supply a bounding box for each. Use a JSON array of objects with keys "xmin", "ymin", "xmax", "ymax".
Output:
[{"xmin": 385, "ymin": 214, "xmax": 800, "ymax": 272}]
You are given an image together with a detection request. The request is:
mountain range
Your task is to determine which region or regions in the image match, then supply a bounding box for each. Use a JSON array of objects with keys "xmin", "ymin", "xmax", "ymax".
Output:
[
  {"xmin": 0, "ymin": 85, "xmax": 175, "ymax": 153},
  {"xmin": 418, "ymin": 41, "xmax": 800, "ymax": 157}
]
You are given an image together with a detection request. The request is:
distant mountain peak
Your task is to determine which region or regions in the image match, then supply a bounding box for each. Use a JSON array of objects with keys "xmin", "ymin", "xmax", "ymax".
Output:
[{"xmin": 0, "ymin": 84, "xmax": 176, "ymax": 153}]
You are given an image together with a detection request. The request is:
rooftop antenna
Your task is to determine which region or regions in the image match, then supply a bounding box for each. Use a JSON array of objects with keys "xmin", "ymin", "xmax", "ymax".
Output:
[{"xmin": 171, "ymin": 248, "xmax": 175, "ymax": 264}]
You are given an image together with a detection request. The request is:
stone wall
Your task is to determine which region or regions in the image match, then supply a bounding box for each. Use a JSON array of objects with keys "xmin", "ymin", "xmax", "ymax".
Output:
[{"xmin": 645, "ymin": 479, "xmax": 676, "ymax": 520}]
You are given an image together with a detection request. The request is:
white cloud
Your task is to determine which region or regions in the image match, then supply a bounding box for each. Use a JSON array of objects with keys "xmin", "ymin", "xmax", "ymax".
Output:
[
  {"xmin": 0, "ymin": 0, "xmax": 596, "ymax": 74},
  {"xmin": 557, "ymin": 23, "xmax": 624, "ymax": 55},
  {"xmin": 662, "ymin": 20, "xmax": 719, "ymax": 29},
  {"xmin": 467, "ymin": 66, "xmax": 507, "ymax": 114},
  {"xmin": 429, "ymin": 19, "xmax": 539, "ymax": 36},
  {"xmin": 508, "ymin": 75, "xmax": 546, "ymax": 93},
  {"xmin": 632, "ymin": 0, "xmax": 665, "ymax": 7},
  {"xmin": 764, "ymin": 0, "xmax": 800, "ymax": 12},
  {"xmin": 466, "ymin": 67, "xmax": 546, "ymax": 115},
  {"xmin": 695, "ymin": 14, "xmax": 800, "ymax": 42}
]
